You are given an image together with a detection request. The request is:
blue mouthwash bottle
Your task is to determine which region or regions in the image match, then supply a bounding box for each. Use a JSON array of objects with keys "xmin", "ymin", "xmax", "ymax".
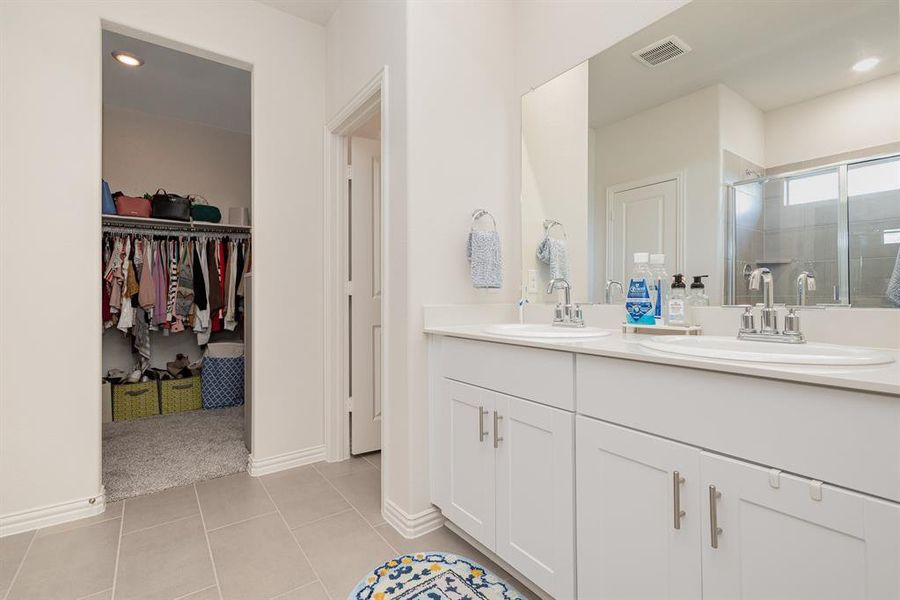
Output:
[{"xmin": 626, "ymin": 252, "xmax": 656, "ymax": 325}]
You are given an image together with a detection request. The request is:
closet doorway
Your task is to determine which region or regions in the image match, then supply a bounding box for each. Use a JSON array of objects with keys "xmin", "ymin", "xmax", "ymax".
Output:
[
  {"xmin": 100, "ymin": 29, "xmax": 253, "ymax": 502},
  {"xmin": 324, "ymin": 70, "xmax": 387, "ymax": 471}
]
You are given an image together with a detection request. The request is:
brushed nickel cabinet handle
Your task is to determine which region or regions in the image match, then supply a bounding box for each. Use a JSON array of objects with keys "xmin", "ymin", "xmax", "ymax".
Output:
[
  {"xmin": 493, "ymin": 411, "xmax": 503, "ymax": 449},
  {"xmin": 673, "ymin": 471, "xmax": 686, "ymax": 530},
  {"xmin": 478, "ymin": 406, "xmax": 488, "ymax": 442},
  {"xmin": 709, "ymin": 485, "xmax": 723, "ymax": 548}
]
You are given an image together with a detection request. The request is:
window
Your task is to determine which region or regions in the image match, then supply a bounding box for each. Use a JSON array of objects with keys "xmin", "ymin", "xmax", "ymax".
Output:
[
  {"xmin": 848, "ymin": 157, "xmax": 900, "ymax": 197},
  {"xmin": 785, "ymin": 170, "xmax": 838, "ymax": 206}
]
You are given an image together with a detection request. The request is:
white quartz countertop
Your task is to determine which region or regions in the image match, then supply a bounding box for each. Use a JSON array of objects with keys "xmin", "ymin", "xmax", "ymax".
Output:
[{"xmin": 424, "ymin": 324, "xmax": 900, "ymax": 397}]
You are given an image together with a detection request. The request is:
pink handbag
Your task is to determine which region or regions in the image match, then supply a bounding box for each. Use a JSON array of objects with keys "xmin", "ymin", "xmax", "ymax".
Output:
[{"xmin": 114, "ymin": 194, "xmax": 152, "ymax": 218}]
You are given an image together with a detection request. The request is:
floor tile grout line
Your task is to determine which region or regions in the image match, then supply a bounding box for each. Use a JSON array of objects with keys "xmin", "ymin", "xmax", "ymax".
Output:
[
  {"xmin": 257, "ymin": 476, "xmax": 333, "ymax": 600},
  {"xmin": 311, "ymin": 462, "xmax": 382, "ymax": 528},
  {"xmin": 204, "ymin": 509, "xmax": 280, "ymax": 534},
  {"xmin": 265, "ymin": 579, "xmax": 326, "ymax": 600},
  {"xmin": 121, "ymin": 511, "xmax": 200, "ymax": 537},
  {"xmin": 1, "ymin": 529, "xmax": 37, "ymax": 600},
  {"xmin": 192, "ymin": 483, "xmax": 225, "ymax": 600},
  {"xmin": 33, "ymin": 512, "xmax": 122, "ymax": 539},
  {"xmin": 371, "ymin": 524, "xmax": 402, "ymax": 556},
  {"xmin": 282, "ymin": 506, "xmax": 356, "ymax": 532},
  {"xmin": 110, "ymin": 499, "xmax": 127, "ymax": 600},
  {"xmin": 74, "ymin": 589, "xmax": 113, "ymax": 600},
  {"xmin": 172, "ymin": 584, "xmax": 218, "ymax": 600}
]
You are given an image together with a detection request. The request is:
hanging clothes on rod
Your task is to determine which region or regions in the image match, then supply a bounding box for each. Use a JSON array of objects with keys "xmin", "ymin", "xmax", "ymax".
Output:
[{"xmin": 101, "ymin": 224, "xmax": 251, "ymax": 370}]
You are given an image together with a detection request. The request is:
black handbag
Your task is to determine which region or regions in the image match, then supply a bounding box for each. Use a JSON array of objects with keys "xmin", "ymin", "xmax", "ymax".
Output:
[{"xmin": 151, "ymin": 188, "xmax": 191, "ymax": 221}]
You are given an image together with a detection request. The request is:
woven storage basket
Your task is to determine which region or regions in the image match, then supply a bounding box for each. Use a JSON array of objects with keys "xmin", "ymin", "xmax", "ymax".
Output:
[
  {"xmin": 112, "ymin": 381, "xmax": 160, "ymax": 421},
  {"xmin": 160, "ymin": 376, "xmax": 202, "ymax": 415}
]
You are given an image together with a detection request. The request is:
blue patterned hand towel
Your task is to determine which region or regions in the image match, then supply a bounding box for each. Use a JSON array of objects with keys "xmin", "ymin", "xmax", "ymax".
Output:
[
  {"xmin": 537, "ymin": 237, "xmax": 570, "ymax": 281},
  {"xmin": 467, "ymin": 230, "xmax": 503, "ymax": 288}
]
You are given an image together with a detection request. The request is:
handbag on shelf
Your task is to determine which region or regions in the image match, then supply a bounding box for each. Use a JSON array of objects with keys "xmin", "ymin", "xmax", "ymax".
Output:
[
  {"xmin": 113, "ymin": 193, "xmax": 152, "ymax": 218},
  {"xmin": 151, "ymin": 188, "xmax": 191, "ymax": 221},
  {"xmin": 102, "ymin": 180, "xmax": 116, "ymax": 215},
  {"xmin": 189, "ymin": 195, "xmax": 222, "ymax": 223}
]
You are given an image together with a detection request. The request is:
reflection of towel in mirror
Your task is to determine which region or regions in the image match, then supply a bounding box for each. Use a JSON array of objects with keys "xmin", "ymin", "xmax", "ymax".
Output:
[
  {"xmin": 467, "ymin": 230, "xmax": 503, "ymax": 288},
  {"xmin": 888, "ymin": 246, "xmax": 900, "ymax": 306},
  {"xmin": 537, "ymin": 237, "xmax": 569, "ymax": 281}
]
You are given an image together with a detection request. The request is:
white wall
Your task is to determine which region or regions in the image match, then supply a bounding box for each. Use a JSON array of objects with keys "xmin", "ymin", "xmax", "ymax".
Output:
[
  {"xmin": 513, "ymin": 0, "xmax": 688, "ymax": 95},
  {"xmin": 103, "ymin": 106, "xmax": 251, "ymax": 214},
  {"xmin": 0, "ymin": 0, "xmax": 324, "ymax": 525},
  {"xmin": 765, "ymin": 73, "xmax": 900, "ymax": 168},
  {"xmin": 719, "ymin": 84, "xmax": 766, "ymax": 169},
  {"xmin": 521, "ymin": 62, "xmax": 589, "ymax": 302},
  {"xmin": 593, "ymin": 85, "xmax": 722, "ymax": 302}
]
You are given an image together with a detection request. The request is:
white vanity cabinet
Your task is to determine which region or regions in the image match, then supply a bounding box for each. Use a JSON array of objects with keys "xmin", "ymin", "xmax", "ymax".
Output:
[
  {"xmin": 576, "ymin": 417, "xmax": 702, "ymax": 600},
  {"xmin": 576, "ymin": 417, "xmax": 900, "ymax": 600},
  {"xmin": 431, "ymin": 338, "xmax": 576, "ymax": 599},
  {"xmin": 700, "ymin": 452, "xmax": 900, "ymax": 600}
]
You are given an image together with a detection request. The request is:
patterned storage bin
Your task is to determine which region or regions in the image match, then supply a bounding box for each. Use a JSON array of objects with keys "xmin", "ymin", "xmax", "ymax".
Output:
[
  {"xmin": 160, "ymin": 376, "xmax": 202, "ymax": 415},
  {"xmin": 112, "ymin": 381, "xmax": 160, "ymax": 421},
  {"xmin": 202, "ymin": 356, "xmax": 244, "ymax": 409}
]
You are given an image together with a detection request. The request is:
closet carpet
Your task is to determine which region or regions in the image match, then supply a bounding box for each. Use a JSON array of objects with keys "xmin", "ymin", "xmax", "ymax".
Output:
[{"xmin": 103, "ymin": 406, "xmax": 248, "ymax": 502}]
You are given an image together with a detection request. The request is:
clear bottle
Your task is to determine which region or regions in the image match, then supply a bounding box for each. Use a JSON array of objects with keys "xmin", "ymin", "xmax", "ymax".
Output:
[
  {"xmin": 625, "ymin": 252, "xmax": 655, "ymax": 325},
  {"xmin": 667, "ymin": 274, "xmax": 687, "ymax": 326},
  {"xmin": 649, "ymin": 253, "xmax": 669, "ymax": 324},
  {"xmin": 685, "ymin": 275, "xmax": 710, "ymax": 325}
]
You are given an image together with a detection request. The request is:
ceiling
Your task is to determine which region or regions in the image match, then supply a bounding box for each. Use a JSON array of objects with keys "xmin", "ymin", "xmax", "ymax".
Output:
[
  {"xmin": 256, "ymin": 0, "xmax": 341, "ymax": 25},
  {"xmin": 588, "ymin": 0, "xmax": 900, "ymax": 128},
  {"xmin": 103, "ymin": 31, "xmax": 251, "ymax": 134}
]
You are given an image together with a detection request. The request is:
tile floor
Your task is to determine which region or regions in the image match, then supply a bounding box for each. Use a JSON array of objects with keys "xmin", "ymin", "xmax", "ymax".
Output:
[{"xmin": 0, "ymin": 452, "xmax": 529, "ymax": 600}]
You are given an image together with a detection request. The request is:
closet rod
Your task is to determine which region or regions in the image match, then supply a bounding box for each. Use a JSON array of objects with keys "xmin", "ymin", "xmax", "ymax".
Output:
[{"xmin": 102, "ymin": 224, "xmax": 251, "ymax": 239}]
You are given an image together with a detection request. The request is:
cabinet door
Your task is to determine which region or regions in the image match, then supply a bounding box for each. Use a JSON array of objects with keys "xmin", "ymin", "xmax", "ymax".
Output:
[
  {"xmin": 495, "ymin": 393, "xmax": 575, "ymax": 599},
  {"xmin": 576, "ymin": 417, "xmax": 702, "ymax": 600},
  {"xmin": 701, "ymin": 452, "xmax": 900, "ymax": 600},
  {"xmin": 443, "ymin": 379, "xmax": 496, "ymax": 549}
]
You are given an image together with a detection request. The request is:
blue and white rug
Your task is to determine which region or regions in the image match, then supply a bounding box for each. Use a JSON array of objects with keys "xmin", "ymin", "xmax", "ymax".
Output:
[{"xmin": 350, "ymin": 552, "xmax": 527, "ymax": 600}]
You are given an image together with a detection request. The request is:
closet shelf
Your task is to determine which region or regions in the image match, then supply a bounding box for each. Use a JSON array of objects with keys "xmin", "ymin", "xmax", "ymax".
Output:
[{"xmin": 102, "ymin": 214, "xmax": 251, "ymax": 234}]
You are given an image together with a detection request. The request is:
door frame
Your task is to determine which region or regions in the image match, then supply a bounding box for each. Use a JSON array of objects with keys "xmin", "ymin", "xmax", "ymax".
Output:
[
  {"xmin": 323, "ymin": 68, "xmax": 388, "ymax": 463},
  {"xmin": 605, "ymin": 171, "xmax": 685, "ymax": 282}
]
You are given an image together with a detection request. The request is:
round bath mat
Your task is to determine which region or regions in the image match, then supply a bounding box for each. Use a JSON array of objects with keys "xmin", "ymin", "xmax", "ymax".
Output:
[{"xmin": 349, "ymin": 551, "xmax": 527, "ymax": 600}]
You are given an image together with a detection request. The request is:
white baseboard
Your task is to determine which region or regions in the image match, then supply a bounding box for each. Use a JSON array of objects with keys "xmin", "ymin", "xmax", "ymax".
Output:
[
  {"xmin": 247, "ymin": 445, "xmax": 325, "ymax": 477},
  {"xmin": 1, "ymin": 488, "xmax": 106, "ymax": 538},
  {"xmin": 382, "ymin": 498, "xmax": 445, "ymax": 539}
]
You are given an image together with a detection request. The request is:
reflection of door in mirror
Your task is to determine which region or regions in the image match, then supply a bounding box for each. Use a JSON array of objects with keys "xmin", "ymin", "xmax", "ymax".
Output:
[{"xmin": 607, "ymin": 177, "xmax": 680, "ymax": 292}]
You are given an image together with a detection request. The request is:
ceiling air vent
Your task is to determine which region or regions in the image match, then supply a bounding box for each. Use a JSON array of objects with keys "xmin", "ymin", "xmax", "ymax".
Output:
[{"xmin": 632, "ymin": 35, "xmax": 691, "ymax": 68}]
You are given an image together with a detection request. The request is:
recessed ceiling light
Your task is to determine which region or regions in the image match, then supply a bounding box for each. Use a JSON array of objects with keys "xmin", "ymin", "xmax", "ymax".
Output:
[
  {"xmin": 852, "ymin": 57, "xmax": 879, "ymax": 72},
  {"xmin": 111, "ymin": 51, "xmax": 144, "ymax": 67}
]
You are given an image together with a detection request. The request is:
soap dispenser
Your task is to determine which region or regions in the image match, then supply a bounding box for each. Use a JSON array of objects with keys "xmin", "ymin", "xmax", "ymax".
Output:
[
  {"xmin": 687, "ymin": 275, "xmax": 710, "ymax": 307},
  {"xmin": 667, "ymin": 274, "xmax": 687, "ymax": 325}
]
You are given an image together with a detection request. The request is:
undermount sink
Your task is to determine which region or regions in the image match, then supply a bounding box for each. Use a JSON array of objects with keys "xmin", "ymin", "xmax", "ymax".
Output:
[
  {"xmin": 640, "ymin": 335, "xmax": 894, "ymax": 366},
  {"xmin": 483, "ymin": 323, "xmax": 612, "ymax": 339}
]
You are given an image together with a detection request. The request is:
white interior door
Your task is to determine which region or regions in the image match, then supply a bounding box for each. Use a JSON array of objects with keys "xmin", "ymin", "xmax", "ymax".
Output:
[
  {"xmin": 608, "ymin": 178, "xmax": 679, "ymax": 284},
  {"xmin": 350, "ymin": 136, "xmax": 382, "ymax": 454},
  {"xmin": 443, "ymin": 379, "xmax": 496, "ymax": 548},
  {"xmin": 701, "ymin": 452, "xmax": 900, "ymax": 600},
  {"xmin": 495, "ymin": 392, "xmax": 575, "ymax": 599},
  {"xmin": 576, "ymin": 416, "xmax": 702, "ymax": 600}
]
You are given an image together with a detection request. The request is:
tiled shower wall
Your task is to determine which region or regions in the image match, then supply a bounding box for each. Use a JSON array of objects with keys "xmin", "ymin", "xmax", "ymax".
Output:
[
  {"xmin": 729, "ymin": 154, "xmax": 900, "ymax": 308},
  {"xmin": 850, "ymin": 189, "xmax": 900, "ymax": 308}
]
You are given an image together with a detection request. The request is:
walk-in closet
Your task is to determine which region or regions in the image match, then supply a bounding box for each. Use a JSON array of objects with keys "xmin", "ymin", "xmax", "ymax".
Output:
[{"xmin": 100, "ymin": 31, "xmax": 252, "ymax": 501}]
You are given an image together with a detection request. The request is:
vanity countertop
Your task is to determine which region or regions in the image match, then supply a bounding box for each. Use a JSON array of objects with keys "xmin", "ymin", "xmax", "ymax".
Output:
[{"xmin": 424, "ymin": 324, "xmax": 900, "ymax": 397}]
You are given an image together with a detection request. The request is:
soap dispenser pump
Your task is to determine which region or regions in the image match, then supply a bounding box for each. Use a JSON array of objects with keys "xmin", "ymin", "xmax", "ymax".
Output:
[
  {"xmin": 667, "ymin": 274, "xmax": 687, "ymax": 325},
  {"xmin": 688, "ymin": 275, "xmax": 710, "ymax": 307}
]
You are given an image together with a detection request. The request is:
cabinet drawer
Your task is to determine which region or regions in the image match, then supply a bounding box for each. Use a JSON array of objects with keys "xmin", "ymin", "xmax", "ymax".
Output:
[
  {"xmin": 577, "ymin": 354, "xmax": 900, "ymax": 502},
  {"xmin": 441, "ymin": 337, "xmax": 574, "ymax": 411}
]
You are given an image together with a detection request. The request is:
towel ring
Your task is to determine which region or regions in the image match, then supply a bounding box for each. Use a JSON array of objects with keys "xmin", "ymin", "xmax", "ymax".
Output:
[
  {"xmin": 543, "ymin": 219, "xmax": 567, "ymax": 239},
  {"xmin": 471, "ymin": 208, "xmax": 497, "ymax": 231}
]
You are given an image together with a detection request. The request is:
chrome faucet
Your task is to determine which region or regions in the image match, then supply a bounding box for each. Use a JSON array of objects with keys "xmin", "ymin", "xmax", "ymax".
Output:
[
  {"xmin": 796, "ymin": 271, "xmax": 816, "ymax": 306},
  {"xmin": 605, "ymin": 280, "xmax": 623, "ymax": 304},
  {"xmin": 748, "ymin": 267, "xmax": 777, "ymax": 333},
  {"xmin": 547, "ymin": 278, "xmax": 584, "ymax": 327},
  {"xmin": 738, "ymin": 267, "xmax": 808, "ymax": 343}
]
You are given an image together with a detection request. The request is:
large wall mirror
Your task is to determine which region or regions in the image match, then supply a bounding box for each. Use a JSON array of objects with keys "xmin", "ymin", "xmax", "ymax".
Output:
[{"xmin": 521, "ymin": 0, "xmax": 900, "ymax": 308}]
